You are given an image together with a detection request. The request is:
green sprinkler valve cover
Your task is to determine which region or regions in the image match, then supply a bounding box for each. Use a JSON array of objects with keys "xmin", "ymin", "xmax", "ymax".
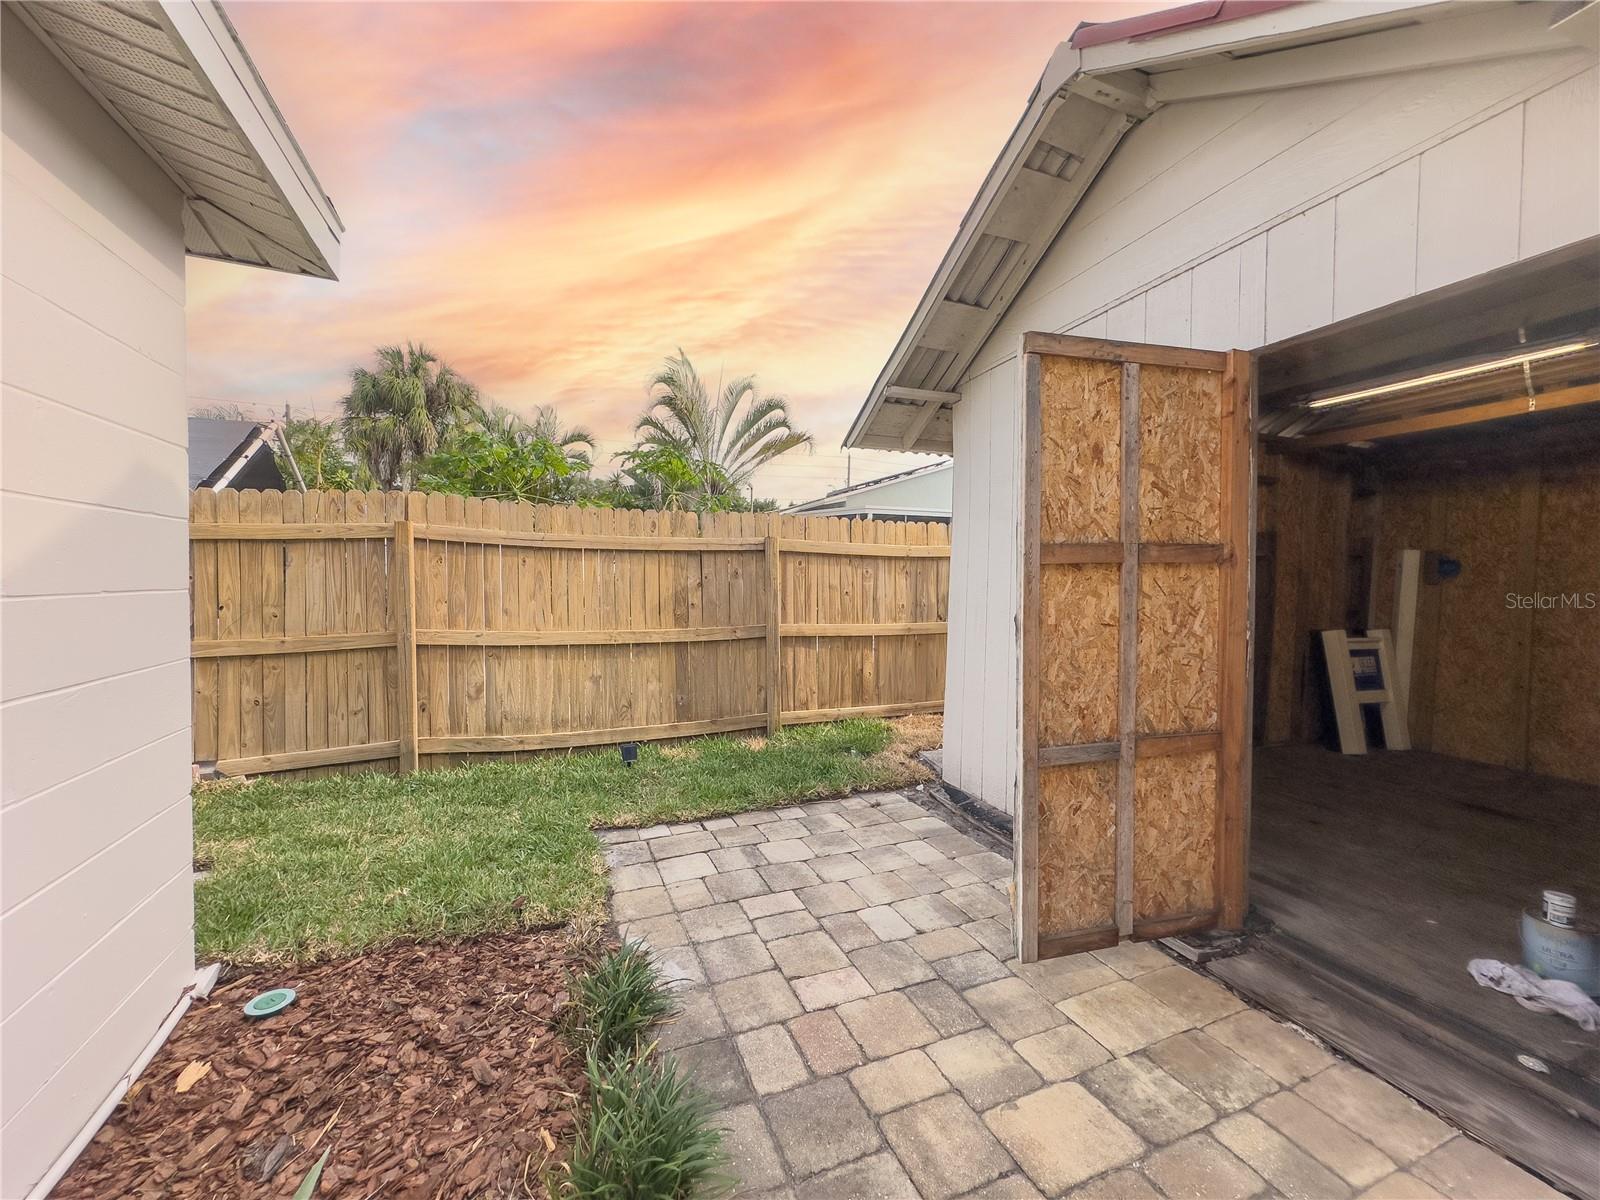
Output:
[{"xmin": 243, "ymin": 987, "xmax": 297, "ymax": 1018}]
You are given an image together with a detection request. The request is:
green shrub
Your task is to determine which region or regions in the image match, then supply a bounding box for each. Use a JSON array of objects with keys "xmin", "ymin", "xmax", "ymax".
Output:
[
  {"xmin": 566, "ymin": 1048, "xmax": 730, "ymax": 1200},
  {"xmin": 568, "ymin": 940, "xmax": 677, "ymax": 1062}
]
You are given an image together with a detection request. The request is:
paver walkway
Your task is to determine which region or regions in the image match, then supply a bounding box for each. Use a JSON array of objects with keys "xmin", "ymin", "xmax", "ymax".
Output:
[{"xmin": 603, "ymin": 790, "xmax": 1560, "ymax": 1200}]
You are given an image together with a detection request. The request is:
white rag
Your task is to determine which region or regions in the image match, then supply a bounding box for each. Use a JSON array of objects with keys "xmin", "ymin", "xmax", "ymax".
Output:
[{"xmin": 1468, "ymin": 959, "xmax": 1600, "ymax": 1032}]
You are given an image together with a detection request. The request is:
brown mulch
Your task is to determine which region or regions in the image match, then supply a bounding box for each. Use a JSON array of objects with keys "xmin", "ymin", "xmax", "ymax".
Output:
[{"xmin": 56, "ymin": 932, "xmax": 589, "ymax": 1200}]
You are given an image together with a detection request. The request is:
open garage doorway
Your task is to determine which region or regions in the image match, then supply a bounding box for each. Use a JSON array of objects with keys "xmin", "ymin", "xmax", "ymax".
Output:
[{"xmin": 1217, "ymin": 240, "xmax": 1600, "ymax": 1198}]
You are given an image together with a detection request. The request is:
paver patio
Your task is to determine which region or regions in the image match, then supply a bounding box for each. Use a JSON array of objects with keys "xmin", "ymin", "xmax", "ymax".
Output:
[{"xmin": 604, "ymin": 791, "xmax": 1560, "ymax": 1200}]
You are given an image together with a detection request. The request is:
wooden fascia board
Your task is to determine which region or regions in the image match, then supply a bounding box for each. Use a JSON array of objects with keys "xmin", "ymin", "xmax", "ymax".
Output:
[
  {"xmin": 1076, "ymin": 0, "xmax": 1452, "ymax": 74},
  {"xmin": 156, "ymin": 0, "xmax": 342, "ymax": 278},
  {"xmin": 1149, "ymin": 4, "xmax": 1579, "ymax": 103},
  {"xmin": 845, "ymin": 57, "xmax": 1155, "ymax": 449},
  {"xmin": 925, "ymin": 109, "xmax": 1139, "ymax": 394}
]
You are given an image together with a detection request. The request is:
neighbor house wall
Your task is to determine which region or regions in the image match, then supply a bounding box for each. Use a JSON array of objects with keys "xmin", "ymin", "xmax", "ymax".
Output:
[
  {"xmin": 943, "ymin": 364, "xmax": 1021, "ymax": 814},
  {"xmin": 1, "ymin": 11, "xmax": 194, "ymax": 1196},
  {"xmin": 792, "ymin": 462, "xmax": 952, "ymax": 521}
]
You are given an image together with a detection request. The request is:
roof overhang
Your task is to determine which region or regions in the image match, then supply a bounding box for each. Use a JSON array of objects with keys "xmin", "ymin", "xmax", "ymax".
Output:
[
  {"xmin": 14, "ymin": 0, "xmax": 342, "ymax": 279},
  {"xmin": 844, "ymin": 46, "xmax": 1155, "ymax": 454},
  {"xmin": 784, "ymin": 458, "xmax": 952, "ymax": 514},
  {"xmin": 844, "ymin": 0, "xmax": 1582, "ymax": 454}
]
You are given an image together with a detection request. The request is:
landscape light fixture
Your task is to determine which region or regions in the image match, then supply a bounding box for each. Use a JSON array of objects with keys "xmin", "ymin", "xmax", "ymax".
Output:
[
  {"xmin": 620, "ymin": 742, "xmax": 639, "ymax": 768},
  {"xmin": 1305, "ymin": 339, "xmax": 1597, "ymax": 409}
]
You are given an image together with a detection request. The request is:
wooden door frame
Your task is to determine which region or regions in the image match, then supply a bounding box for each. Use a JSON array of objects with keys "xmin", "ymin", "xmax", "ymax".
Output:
[{"xmin": 1016, "ymin": 335, "xmax": 1255, "ymax": 962}]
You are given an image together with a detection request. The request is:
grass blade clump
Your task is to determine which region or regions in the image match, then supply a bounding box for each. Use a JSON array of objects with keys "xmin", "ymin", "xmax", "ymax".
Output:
[
  {"xmin": 566, "ymin": 1048, "xmax": 730, "ymax": 1200},
  {"xmin": 560, "ymin": 942, "xmax": 730, "ymax": 1199},
  {"xmin": 569, "ymin": 940, "xmax": 676, "ymax": 1062}
]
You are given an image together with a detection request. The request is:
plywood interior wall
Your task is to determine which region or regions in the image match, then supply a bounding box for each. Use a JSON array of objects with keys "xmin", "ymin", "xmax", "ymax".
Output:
[
  {"xmin": 1259, "ymin": 447, "xmax": 1598, "ymax": 786},
  {"xmin": 1256, "ymin": 451, "xmax": 1352, "ymax": 746}
]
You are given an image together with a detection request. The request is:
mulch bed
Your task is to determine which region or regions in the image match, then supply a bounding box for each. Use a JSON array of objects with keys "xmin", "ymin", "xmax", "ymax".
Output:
[{"xmin": 56, "ymin": 932, "xmax": 589, "ymax": 1200}]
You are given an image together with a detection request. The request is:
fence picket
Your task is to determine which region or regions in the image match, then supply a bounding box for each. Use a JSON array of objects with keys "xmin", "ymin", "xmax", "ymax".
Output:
[{"xmin": 189, "ymin": 490, "xmax": 948, "ymax": 778}]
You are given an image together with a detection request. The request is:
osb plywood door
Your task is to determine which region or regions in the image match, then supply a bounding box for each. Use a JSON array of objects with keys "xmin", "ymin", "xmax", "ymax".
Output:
[{"xmin": 1017, "ymin": 335, "xmax": 1252, "ymax": 962}]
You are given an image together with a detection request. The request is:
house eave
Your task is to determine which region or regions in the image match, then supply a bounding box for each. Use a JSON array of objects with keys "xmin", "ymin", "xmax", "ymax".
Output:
[
  {"xmin": 14, "ymin": 0, "xmax": 341, "ymax": 280},
  {"xmin": 842, "ymin": 0, "xmax": 1517, "ymax": 455},
  {"xmin": 844, "ymin": 47, "xmax": 1154, "ymax": 454}
]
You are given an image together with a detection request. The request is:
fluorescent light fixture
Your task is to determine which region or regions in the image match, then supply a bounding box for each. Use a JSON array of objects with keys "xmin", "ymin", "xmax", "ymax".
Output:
[{"xmin": 1306, "ymin": 339, "xmax": 1597, "ymax": 409}]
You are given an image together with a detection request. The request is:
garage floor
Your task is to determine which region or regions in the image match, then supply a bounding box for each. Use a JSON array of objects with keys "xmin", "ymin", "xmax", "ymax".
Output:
[{"xmin": 1215, "ymin": 745, "xmax": 1600, "ymax": 1196}]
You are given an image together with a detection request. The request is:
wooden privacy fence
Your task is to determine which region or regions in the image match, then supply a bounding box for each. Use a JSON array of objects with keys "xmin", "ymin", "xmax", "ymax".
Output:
[{"xmin": 190, "ymin": 490, "xmax": 949, "ymax": 778}]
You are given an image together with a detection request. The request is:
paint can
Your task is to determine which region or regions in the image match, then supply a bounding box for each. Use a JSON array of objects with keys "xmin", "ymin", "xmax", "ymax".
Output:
[{"xmin": 1521, "ymin": 891, "xmax": 1600, "ymax": 997}]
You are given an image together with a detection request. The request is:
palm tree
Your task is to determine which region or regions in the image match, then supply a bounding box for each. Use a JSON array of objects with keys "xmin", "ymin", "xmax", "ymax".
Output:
[
  {"xmin": 477, "ymin": 404, "xmax": 597, "ymax": 469},
  {"xmin": 340, "ymin": 343, "xmax": 480, "ymax": 489},
  {"xmin": 634, "ymin": 350, "xmax": 811, "ymax": 500},
  {"xmin": 529, "ymin": 404, "xmax": 597, "ymax": 468}
]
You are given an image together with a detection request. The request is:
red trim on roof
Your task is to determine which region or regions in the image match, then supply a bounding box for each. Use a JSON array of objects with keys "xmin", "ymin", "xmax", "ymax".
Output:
[{"xmin": 1070, "ymin": 0, "xmax": 1300, "ymax": 50}]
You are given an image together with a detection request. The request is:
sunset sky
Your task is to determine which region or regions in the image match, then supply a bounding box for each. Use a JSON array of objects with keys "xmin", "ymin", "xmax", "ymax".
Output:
[{"xmin": 190, "ymin": 1, "xmax": 1150, "ymax": 503}]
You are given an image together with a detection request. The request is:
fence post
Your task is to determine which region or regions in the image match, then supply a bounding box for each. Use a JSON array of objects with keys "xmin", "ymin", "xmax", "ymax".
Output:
[
  {"xmin": 765, "ymin": 532, "xmax": 782, "ymax": 734},
  {"xmin": 393, "ymin": 519, "xmax": 420, "ymax": 772}
]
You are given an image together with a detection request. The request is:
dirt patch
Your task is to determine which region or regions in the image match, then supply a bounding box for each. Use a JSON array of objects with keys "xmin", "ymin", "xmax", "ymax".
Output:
[
  {"xmin": 875, "ymin": 713, "xmax": 942, "ymax": 783},
  {"xmin": 56, "ymin": 932, "xmax": 587, "ymax": 1200}
]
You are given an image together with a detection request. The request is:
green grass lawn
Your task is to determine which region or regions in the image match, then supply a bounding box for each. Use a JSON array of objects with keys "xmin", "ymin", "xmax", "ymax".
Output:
[{"xmin": 195, "ymin": 719, "xmax": 931, "ymax": 965}]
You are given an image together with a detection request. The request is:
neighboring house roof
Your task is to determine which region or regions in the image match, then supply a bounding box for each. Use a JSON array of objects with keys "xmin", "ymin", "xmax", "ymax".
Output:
[
  {"xmin": 12, "ymin": 0, "xmax": 342, "ymax": 278},
  {"xmin": 785, "ymin": 459, "xmax": 952, "ymax": 519},
  {"xmin": 188, "ymin": 417, "xmax": 284, "ymax": 490},
  {"xmin": 844, "ymin": 0, "xmax": 1590, "ymax": 453}
]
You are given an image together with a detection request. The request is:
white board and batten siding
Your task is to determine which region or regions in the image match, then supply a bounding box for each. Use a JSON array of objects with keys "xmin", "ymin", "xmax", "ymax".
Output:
[
  {"xmin": 1, "ymin": 11, "xmax": 194, "ymax": 1196},
  {"xmin": 970, "ymin": 51, "xmax": 1598, "ymax": 373},
  {"xmin": 943, "ymin": 34, "xmax": 1599, "ymax": 817},
  {"xmin": 942, "ymin": 365, "xmax": 1022, "ymax": 815}
]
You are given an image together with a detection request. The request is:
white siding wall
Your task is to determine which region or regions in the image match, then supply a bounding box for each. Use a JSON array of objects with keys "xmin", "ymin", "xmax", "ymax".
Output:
[
  {"xmin": 970, "ymin": 52, "xmax": 1598, "ymax": 374},
  {"xmin": 940, "ymin": 40, "xmax": 1599, "ymax": 816},
  {"xmin": 1, "ymin": 12, "xmax": 194, "ymax": 1196},
  {"xmin": 793, "ymin": 462, "xmax": 952, "ymax": 520},
  {"xmin": 943, "ymin": 364, "xmax": 1021, "ymax": 814}
]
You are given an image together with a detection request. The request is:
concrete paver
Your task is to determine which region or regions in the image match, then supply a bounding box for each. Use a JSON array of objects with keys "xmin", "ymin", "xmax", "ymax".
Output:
[
  {"xmin": 1296, "ymin": 1064, "xmax": 1454, "ymax": 1164},
  {"xmin": 1252, "ymin": 1091, "xmax": 1396, "ymax": 1189},
  {"xmin": 984, "ymin": 1082, "xmax": 1144, "ymax": 1195},
  {"xmin": 850, "ymin": 1048, "xmax": 950, "ymax": 1114},
  {"xmin": 1142, "ymin": 1132, "xmax": 1265, "ymax": 1200},
  {"xmin": 1148, "ymin": 1029, "xmax": 1276, "ymax": 1112},
  {"xmin": 1059, "ymin": 978, "xmax": 1193, "ymax": 1055},
  {"xmin": 737, "ymin": 1023, "xmax": 812, "ymax": 1096},
  {"xmin": 764, "ymin": 1076, "xmax": 881, "ymax": 1178},
  {"xmin": 606, "ymin": 792, "xmax": 1534, "ymax": 1200},
  {"xmin": 787, "ymin": 1009, "xmax": 864, "ymax": 1076},
  {"xmin": 1212, "ymin": 1111, "xmax": 1353, "ymax": 1199},
  {"xmin": 925, "ymin": 1029, "xmax": 1042, "ymax": 1111},
  {"xmin": 1410, "ymin": 1136, "xmax": 1566, "ymax": 1199},
  {"xmin": 883, "ymin": 1093, "xmax": 1014, "ymax": 1200},
  {"xmin": 1080, "ymin": 1056, "xmax": 1216, "ymax": 1145}
]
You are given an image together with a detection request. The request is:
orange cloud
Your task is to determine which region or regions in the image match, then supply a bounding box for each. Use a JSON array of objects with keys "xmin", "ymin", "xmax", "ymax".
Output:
[{"xmin": 188, "ymin": 1, "xmax": 1154, "ymax": 500}]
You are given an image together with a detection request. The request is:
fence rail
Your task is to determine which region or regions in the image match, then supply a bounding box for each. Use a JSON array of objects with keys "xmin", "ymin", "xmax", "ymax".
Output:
[{"xmin": 190, "ymin": 490, "xmax": 949, "ymax": 778}]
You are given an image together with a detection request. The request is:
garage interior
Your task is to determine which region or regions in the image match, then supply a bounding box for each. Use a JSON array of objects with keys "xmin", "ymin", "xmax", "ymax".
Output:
[{"xmin": 1215, "ymin": 238, "xmax": 1600, "ymax": 1197}]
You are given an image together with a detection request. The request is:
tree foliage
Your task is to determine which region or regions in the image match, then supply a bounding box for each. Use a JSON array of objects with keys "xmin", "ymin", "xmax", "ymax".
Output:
[
  {"xmin": 416, "ymin": 427, "xmax": 582, "ymax": 505},
  {"xmin": 341, "ymin": 343, "xmax": 481, "ymax": 489},
  {"xmin": 236, "ymin": 343, "xmax": 803, "ymax": 513},
  {"xmin": 275, "ymin": 418, "xmax": 369, "ymax": 491},
  {"xmin": 634, "ymin": 351, "xmax": 810, "ymax": 502}
]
